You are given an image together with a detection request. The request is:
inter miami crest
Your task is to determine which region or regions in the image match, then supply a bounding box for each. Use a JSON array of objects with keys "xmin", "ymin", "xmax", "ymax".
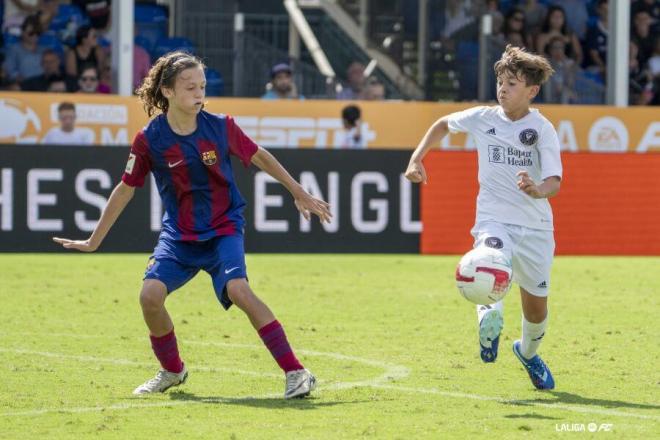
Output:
[
  {"xmin": 519, "ymin": 128, "xmax": 538, "ymax": 146},
  {"xmin": 201, "ymin": 150, "xmax": 217, "ymax": 166}
]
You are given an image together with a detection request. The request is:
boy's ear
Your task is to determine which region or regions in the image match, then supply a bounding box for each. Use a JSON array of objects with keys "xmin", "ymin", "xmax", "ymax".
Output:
[{"xmin": 528, "ymin": 84, "xmax": 540, "ymax": 100}]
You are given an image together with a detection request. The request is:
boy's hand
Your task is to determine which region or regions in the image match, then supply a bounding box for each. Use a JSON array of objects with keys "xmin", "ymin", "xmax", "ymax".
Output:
[
  {"xmin": 516, "ymin": 171, "xmax": 543, "ymax": 198},
  {"xmin": 293, "ymin": 190, "xmax": 332, "ymax": 223},
  {"xmin": 52, "ymin": 237, "xmax": 99, "ymax": 252},
  {"xmin": 405, "ymin": 160, "xmax": 427, "ymax": 184}
]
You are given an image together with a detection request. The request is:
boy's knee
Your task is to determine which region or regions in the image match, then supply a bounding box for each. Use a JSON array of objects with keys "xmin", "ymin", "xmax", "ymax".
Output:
[
  {"xmin": 226, "ymin": 279, "xmax": 252, "ymax": 304},
  {"xmin": 139, "ymin": 284, "xmax": 166, "ymax": 313}
]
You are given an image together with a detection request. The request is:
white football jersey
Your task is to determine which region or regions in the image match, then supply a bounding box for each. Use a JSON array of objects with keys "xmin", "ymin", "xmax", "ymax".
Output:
[{"xmin": 447, "ymin": 106, "xmax": 562, "ymax": 231}]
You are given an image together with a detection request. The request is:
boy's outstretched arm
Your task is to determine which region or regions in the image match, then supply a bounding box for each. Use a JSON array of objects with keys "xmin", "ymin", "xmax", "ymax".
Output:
[
  {"xmin": 53, "ymin": 181, "xmax": 135, "ymax": 252},
  {"xmin": 250, "ymin": 146, "xmax": 332, "ymax": 223},
  {"xmin": 405, "ymin": 116, "xmax": 450, "ymax": 184}
]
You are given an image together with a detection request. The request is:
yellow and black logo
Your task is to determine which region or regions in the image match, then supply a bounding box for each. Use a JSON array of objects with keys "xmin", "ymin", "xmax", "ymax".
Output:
[{"xmin": 201, "ymin": 150, "xmax": 217, "ymax": 166}]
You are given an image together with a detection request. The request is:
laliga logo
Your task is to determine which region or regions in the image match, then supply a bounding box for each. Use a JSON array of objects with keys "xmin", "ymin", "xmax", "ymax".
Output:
[
  {"xmin": 0, "ymin": 99, "xmax": 42, "ymax": 143},
  {"xmin": 588, "ymin": 116, "xmax": 628, "ymax": 152}
]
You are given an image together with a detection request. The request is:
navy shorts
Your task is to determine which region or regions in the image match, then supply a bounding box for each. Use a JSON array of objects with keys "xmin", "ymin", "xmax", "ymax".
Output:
[{"xmin": 144, "ymin": 233, "xmax": 247, "ymax": 310}]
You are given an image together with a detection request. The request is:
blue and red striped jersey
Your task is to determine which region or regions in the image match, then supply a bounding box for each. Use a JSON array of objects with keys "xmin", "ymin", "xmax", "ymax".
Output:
[{"xmin": 122, "ymin": 111, "xmax": 258, "ymax": 241}]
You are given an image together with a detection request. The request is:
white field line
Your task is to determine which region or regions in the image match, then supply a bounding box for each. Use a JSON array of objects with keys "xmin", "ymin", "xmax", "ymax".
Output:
[
  {"xmin": 2, "ymin": 333, "xmax": 659, "ymax": 421},
  {"xmin": 369, "ymin": 384, "xmax": 660, "ymax": 421}
]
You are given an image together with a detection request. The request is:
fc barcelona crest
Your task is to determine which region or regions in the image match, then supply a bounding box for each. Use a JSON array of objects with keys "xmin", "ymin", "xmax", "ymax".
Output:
[{"xmin": 201, "ymin": 150, "xmax": 217, "ymax": 166}]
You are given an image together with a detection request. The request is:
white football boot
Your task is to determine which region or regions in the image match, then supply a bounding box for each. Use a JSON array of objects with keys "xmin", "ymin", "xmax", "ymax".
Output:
[
  {"xmin": 132, "ymin": 366, "xmax": 188, "ymax": 395},
  {"xmin": 284, "ymin": 368, "xmax": 316, "ymax": 399}
]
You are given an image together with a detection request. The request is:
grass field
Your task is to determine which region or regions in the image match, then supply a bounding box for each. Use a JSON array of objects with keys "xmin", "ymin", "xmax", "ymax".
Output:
[{"xmin": 1, "ymin": 254, "xmax": 659, "ymax": 439}]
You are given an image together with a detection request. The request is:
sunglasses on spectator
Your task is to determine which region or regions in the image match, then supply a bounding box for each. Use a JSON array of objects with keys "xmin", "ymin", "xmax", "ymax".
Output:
[
  {"xmin": 81, "ymin": 76, "xmax": 98, "ymax": 82},
  {"xmin": 512, "ymin": 16, "xmax": 524, "ymax": 22}
]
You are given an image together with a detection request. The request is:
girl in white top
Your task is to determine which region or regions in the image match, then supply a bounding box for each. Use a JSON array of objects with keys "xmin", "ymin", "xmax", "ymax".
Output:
[{"xmin": 406, "ymin": 45, "xmax": 561, "ymax": 390}]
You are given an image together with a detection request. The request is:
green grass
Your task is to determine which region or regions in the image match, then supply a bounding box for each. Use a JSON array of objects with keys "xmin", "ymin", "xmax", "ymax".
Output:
[{"xmin": 1, "ymin": 254, "xmax": 659, "ymax": 439}]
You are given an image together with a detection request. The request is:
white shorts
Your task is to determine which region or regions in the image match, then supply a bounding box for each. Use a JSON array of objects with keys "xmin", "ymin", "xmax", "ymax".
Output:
[{"xmin": 470, "ymin": 221, "xmax": 555, "ymax": 297}]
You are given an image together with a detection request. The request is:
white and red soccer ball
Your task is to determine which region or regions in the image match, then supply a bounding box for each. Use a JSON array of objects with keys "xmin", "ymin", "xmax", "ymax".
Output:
[{"xmin": 455, "ymin": 247, "xmax": 513, "ymax": 304}]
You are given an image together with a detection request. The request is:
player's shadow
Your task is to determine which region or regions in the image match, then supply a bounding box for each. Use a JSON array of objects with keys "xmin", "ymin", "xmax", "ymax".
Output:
[
  {"xmin": 167, "ymin": 390, "xmax": 360, "ymax": 410},
  {"xmin": 504, "ymin": 413, "xmax": 560, "ymax": 420},
  {"xmin": 510, "ymin": 391, "xmax": 660, "ymax": 411}
]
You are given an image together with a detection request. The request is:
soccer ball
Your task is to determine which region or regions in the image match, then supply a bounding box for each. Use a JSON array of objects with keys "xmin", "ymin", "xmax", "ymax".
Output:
[{"xmin": 455, "ymin": 247, "xmax": 513, "ymax": 304}]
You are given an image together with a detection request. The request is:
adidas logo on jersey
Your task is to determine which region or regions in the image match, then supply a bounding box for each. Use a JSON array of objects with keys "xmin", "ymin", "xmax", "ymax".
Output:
[
  {"xmin": 486, "ymin": 127, "xmax": 496, "ymax": 135},
  {"xmin": 537, "ymin": 281, "xmax": 547, "ymax": 288}
]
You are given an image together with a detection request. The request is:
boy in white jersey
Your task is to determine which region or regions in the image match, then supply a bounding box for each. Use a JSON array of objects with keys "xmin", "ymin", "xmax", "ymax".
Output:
[{"xmin": 405, "ymin": 45, "xmax": 561, "ymax": 390}]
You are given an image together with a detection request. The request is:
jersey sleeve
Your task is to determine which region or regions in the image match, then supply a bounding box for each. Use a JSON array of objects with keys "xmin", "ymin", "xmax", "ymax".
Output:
[
  {"xmin": 446, "ymin": 106, "xmax": 485, "ymax": 134},
  {"xmin": 538, "ymin": 121, "xmax": 563, "ymax": 181},
  {"xmin": 226, "ymin": 115, "xmax": 259, "ymax": 167},
  {"xmin": 121, "ymin": 131, "xmax": 152, "ymax": 188}
]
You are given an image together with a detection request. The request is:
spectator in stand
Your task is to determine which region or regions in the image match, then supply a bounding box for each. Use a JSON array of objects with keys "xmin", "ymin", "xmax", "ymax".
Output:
[
  {"xmin": 340, "ymin": 104, "xmax": 366, "ymax": 149},
  {"xmin": 134, "ymin": 41, "xmax": 152, "ymax": 92},
  {"xmin": 536, "ymin": 5, "xmax": 583, "ymax": 66},
  {"xmin": 629, "ymin": 41, "xmax": 655, "ymax": 105},
  {"xmin": 47, "ymin": 78, "xmax": 67, "ymax": 92},
  {"xmin": 3, "ymin": 15, "xmax": 45, "ymax": 83},
  {"xmin": 632, "ymin": 0, "xmax": 660, "ymax": 26},
  {"xmin": 65, "ymin": 25, "xmax": 106, "ymax": 78},
  {"xmin": 21, "ymin": 48, "xmax": 78, "ymax": 92},
  {"xmin": 97, "ymin": 60, "xmax": 112, "ymax": 93},
  {"xmin": 480, "ymin": 0, "xmax": 504, "ymax": 36},
  {"xmin": 72, "ymin": 0, "xmax": 111, "ymax": 34},
  {"xmin": 584, "ymin": 0, "xmax": 608, "ymax": 82},
  {"xmin": 649, "ymin": 36, "xmax": 660, "ymax": 104},
  {"xmin": 76, "ymin": 64, "xmax": 100, "ymax": 93},
  {"xmin": 543, "ymin": 36, "xmax": 578, "ymax": 104},
  {"xmin": 33, "ymin": 0, "xmax": 60, "ymax": 33},
  {"xmin": 519, "ymin": 0, "xmax": 547, "ymax": 39},
  {"xmin": 261, "ymin": 62, "xmax": 304, "ymax": 100},
  {"xmin": 502, "ymin": 8, "xmax": 534, "ymax": 50},
  {"xmin": 42, "ymin": 101, "xmax": 94, "ymax": 145},
  {"xmin": 551, "ymin": 0, "xmax": 590, "ymax": 41},
  {"xmin": 0, "ymin": 54, "xmax": 21, "ymax": 90},
  {"xmin": 441, "ymin": 0, "xmax": 475, "ymax": 41},
  {"xmin": 631, "ymin": 10, "xmax": 655, "ymax": 66},
  {"xmin": 360, "ymin": 76, "xmax": 386, "ymax": 100},
  {"xmin": 2, "ymin": 0, "xmax": 40, "ymax": 35},
  {"xmin": 336, "ymin": 61, "xmax": 366, "ymax": 100}
]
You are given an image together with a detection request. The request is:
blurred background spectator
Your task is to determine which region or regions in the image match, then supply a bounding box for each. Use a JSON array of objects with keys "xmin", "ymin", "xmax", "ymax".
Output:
[
  {"xmin": 360, "ymin": 76, "xmax": 385, "ymax": 100},
  {"xmin": 20, "ymin": 48, "xmax": 77, "ymax": 91},
  {"xmin": 65, "ymin": 25, "xmax": 105, "ymax": 78},
  {"xmin": 583, "ymin": 0, "xmax": 609, "ymax": 83},
  {"xmin": 536, "ymin": 5, "xmax": 583, "ymax": 66},
  {"xmin": 340, "ymin": 104, "xmax": 365, "ymax": 149},
  {"xmin": 543, "ymin": 36, "xmax": 578, "ymax": 104},
  {"xmin": 3, "ymin": 0, "xmax": 40, "ymax": 36},
  {"xmin": 76, "ymin": 64, "xmax": 99, "ymax": 93},
  {"xmin": 42, "ymin": 101, "xmax": 94, "ymax": 145},
  {"xmin": 262, "ymin": 62, "xmax": 303, "ymax": 100},
  {"xmin": 3, "ymin": 15, "xmax": 45, "ymax": 83},
  {"xmin": 336, "ymin": 61, "xmax": 365, "ymax": 100}
]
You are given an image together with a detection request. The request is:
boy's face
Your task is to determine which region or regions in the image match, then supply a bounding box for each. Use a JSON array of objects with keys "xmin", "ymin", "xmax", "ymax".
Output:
[
  {"xmin": 496, "ymin": 72, "xmax": 538, "ymax": 112},
  {"xmin": 163, "ymin": 66, "xmax": 206, "ymax": 115}
]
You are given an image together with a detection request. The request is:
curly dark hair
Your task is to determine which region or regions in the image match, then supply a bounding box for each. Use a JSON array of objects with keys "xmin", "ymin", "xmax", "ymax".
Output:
[{"xmin": 136, "ymin": 51, "xmax": 205, "ymax": 117}]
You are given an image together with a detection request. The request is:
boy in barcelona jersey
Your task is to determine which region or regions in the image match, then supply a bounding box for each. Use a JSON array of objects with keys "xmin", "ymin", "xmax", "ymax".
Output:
[{"xmin": 54, "ymin": 51, "xmax": 331, "ymax": 399}]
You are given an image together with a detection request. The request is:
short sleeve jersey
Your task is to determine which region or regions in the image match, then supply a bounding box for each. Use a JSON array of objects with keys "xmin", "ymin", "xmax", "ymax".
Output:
[
  {"xmin": 447, "ymin": 106, "xmax": 562, "ymax": 230},
  {"xmin": 122, "ymin": 111, "xmax": 258, "ymax": 241}
]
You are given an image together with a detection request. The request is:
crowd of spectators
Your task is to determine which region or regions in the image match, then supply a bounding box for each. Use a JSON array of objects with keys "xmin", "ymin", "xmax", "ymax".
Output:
[
  {"xmin": 440, "ymin": 0, "xmax": 658, "ymax": 105},
  {"xmin": 1, "ymin": 0, "xmax": 658, "ymax": 106},
  {"xmin": 0, "ymin": 0, "xmax": 151, "ymax": 94}
]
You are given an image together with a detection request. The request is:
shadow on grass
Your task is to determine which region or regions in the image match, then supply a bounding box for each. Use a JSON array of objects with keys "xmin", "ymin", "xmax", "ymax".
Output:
[
  {"xmin": 167, "ymin": 390, "xmax": 362, "ymax": 410},
  {"xmin": 506, "ymin": 391, "xmax": 660, "ymax": 411},
  {"xmin": 504, "ymin": 412, "xmax": 560, "ymax": 420}
]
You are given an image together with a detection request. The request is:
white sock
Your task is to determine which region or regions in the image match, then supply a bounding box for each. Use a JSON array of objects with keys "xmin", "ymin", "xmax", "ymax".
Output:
[
  {"xmin": 476, "ymin": 300, "xmax": 504, "ymax": 324},
  {"xmin": 520, "ymin": 314, "xmax": 548, "ymax": 359}
]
